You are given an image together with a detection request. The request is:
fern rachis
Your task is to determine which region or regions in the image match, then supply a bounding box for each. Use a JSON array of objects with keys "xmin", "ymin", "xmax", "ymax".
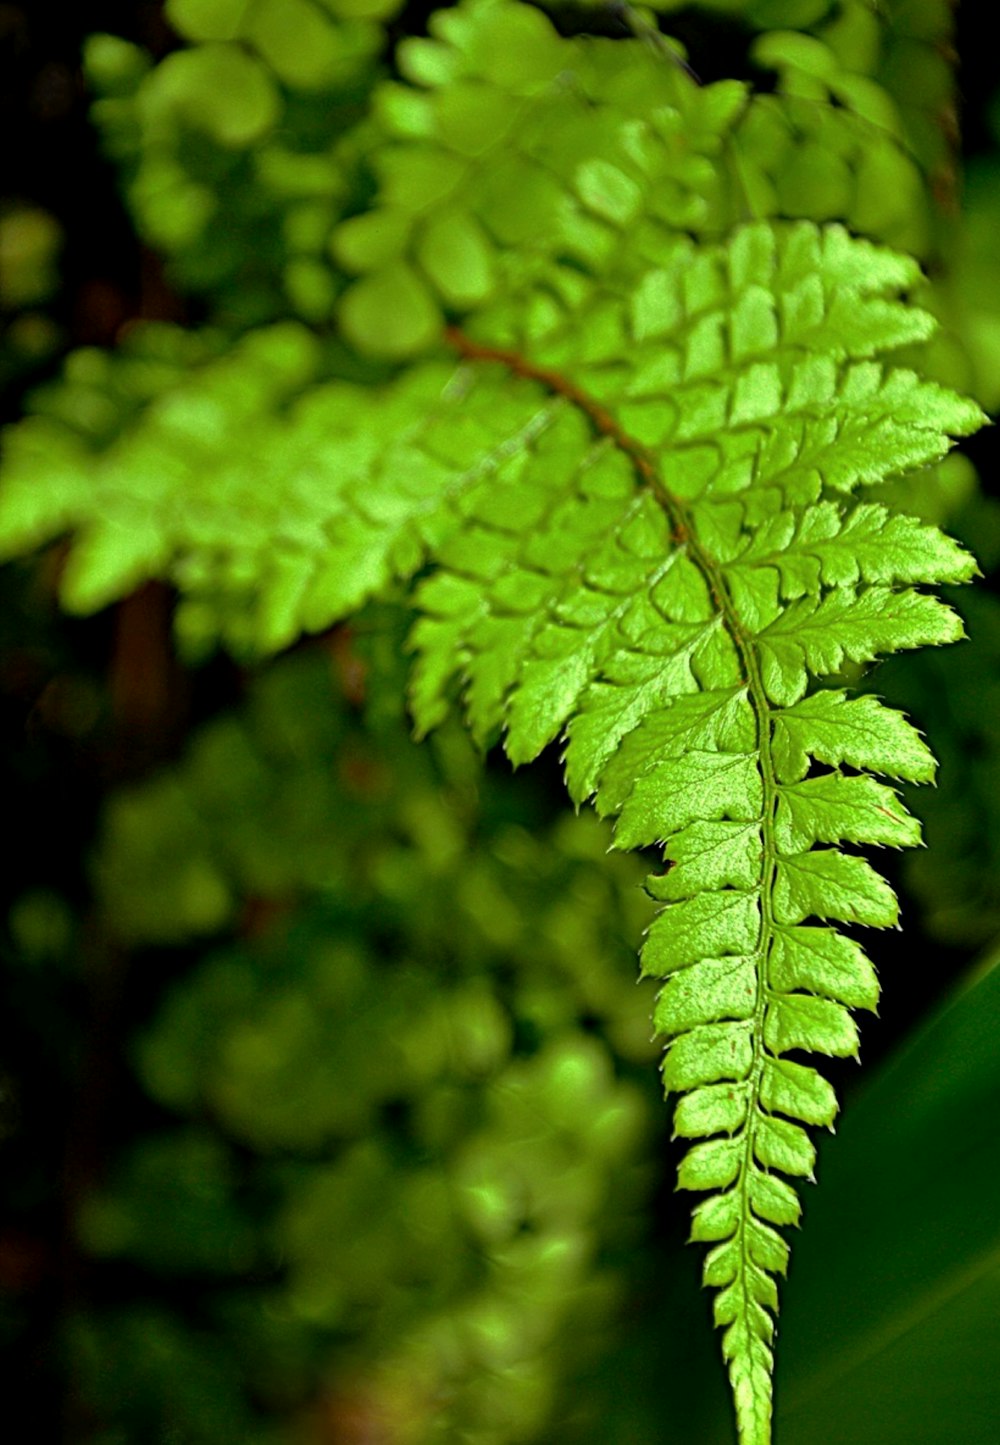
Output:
[{"xmin": 429, "ymin": 263, "xmax": 976, "ymax": 1439}]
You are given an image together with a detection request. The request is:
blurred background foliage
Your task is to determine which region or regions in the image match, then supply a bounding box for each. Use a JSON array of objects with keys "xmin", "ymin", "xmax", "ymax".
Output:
[
  {"xmin": 3, "ymin": 1, "xmax": 1000, "ymax": 1441},
  {"xmin": 74, "ymin": 637, "xmax": 662, "ymax": 1444}
]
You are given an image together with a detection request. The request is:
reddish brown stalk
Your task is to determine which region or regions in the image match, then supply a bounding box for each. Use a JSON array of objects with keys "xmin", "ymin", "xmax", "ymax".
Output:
[{"xmin": 442, "ymin": 324, "xmax": 689, "ymax": 543}]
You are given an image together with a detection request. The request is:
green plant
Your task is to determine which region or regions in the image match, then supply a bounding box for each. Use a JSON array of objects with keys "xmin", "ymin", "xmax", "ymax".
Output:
[
  {"xmin": 0, "ymin": 2, "xmax": 992, "ymax": 1441},
  {"xmin": 72, "ymin": 644, "xmax": 659, "ymax": 1444}
]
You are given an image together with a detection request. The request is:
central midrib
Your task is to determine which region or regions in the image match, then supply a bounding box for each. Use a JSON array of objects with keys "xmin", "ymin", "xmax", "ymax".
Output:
[{"xmin": 445, "ymin": 325, "xmax": 780, "ymax": 1423}]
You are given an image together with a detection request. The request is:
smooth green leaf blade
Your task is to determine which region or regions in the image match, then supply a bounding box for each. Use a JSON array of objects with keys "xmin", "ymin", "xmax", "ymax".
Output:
[
  {"xmin": 749, "ymin": 1166, "xmax": 803, "ymax": 1229},
  {"xmin": 734, "ymin": 502, "xmax": 978, "ymax": 593},
  {"xmin": 724, "ymin": 1324, "xmax": 774, "ymax": 1445},
  {"xmin": 690, "ymin": 1187, "xmax": 741, "ymax": 1243},
  {"xmin": 808, "ymin": 504, "xmax": 978, "ymax": 586},
  {"xmin": 778, "ymin": 952, "xmax": 1000, "ymax": 1445},
  {"xmin": 678, "ymin": 1135, "xmax": 744, "ymax": 1192}
]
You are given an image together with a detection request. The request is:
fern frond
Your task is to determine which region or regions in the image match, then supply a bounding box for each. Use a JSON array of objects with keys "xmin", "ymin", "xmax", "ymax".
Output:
[
  {"xmin": 0, "ymin": 3, "xmax": 983, "ymax": 1431},
  {"xmin": 330, "ymin": 0, "xmax": 750, "ymax": 355},
  {"xmin": 625, "ymin": 0, "xmax": 956, "ymax": 255},
  {"xmin": 396, "ymin": 221, "xmax": 981, "ymax": 1443}
]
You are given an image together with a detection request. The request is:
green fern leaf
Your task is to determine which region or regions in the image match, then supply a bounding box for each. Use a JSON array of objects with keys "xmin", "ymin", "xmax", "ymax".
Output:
[
  {"xmin": 395, "ymin": 220, "xmax": 981, "ymax": 1445},
  {"xmin": 0, "ymin": 205, "xmax": 981, "ymax": 1444}
]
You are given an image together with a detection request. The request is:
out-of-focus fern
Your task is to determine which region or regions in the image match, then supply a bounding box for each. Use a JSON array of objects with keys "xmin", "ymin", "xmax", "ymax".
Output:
[
  {"xmin": 77, "ymin": 646, "xmax": 657, "ymax": 1443},
  {"xmin": 630, "ymin": 0, "xmax": 958, "ymax": 256},
  {"xmin": 0, "ymin": 202, "xmax": 64, "ymax": 390},
  {"xmin": 84, "ymin": 0, "xmax": 404, "ymax": 326},
  {"xmin": 0, "ymin": 1, "xmax": 987, "ymax": 1440}
]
